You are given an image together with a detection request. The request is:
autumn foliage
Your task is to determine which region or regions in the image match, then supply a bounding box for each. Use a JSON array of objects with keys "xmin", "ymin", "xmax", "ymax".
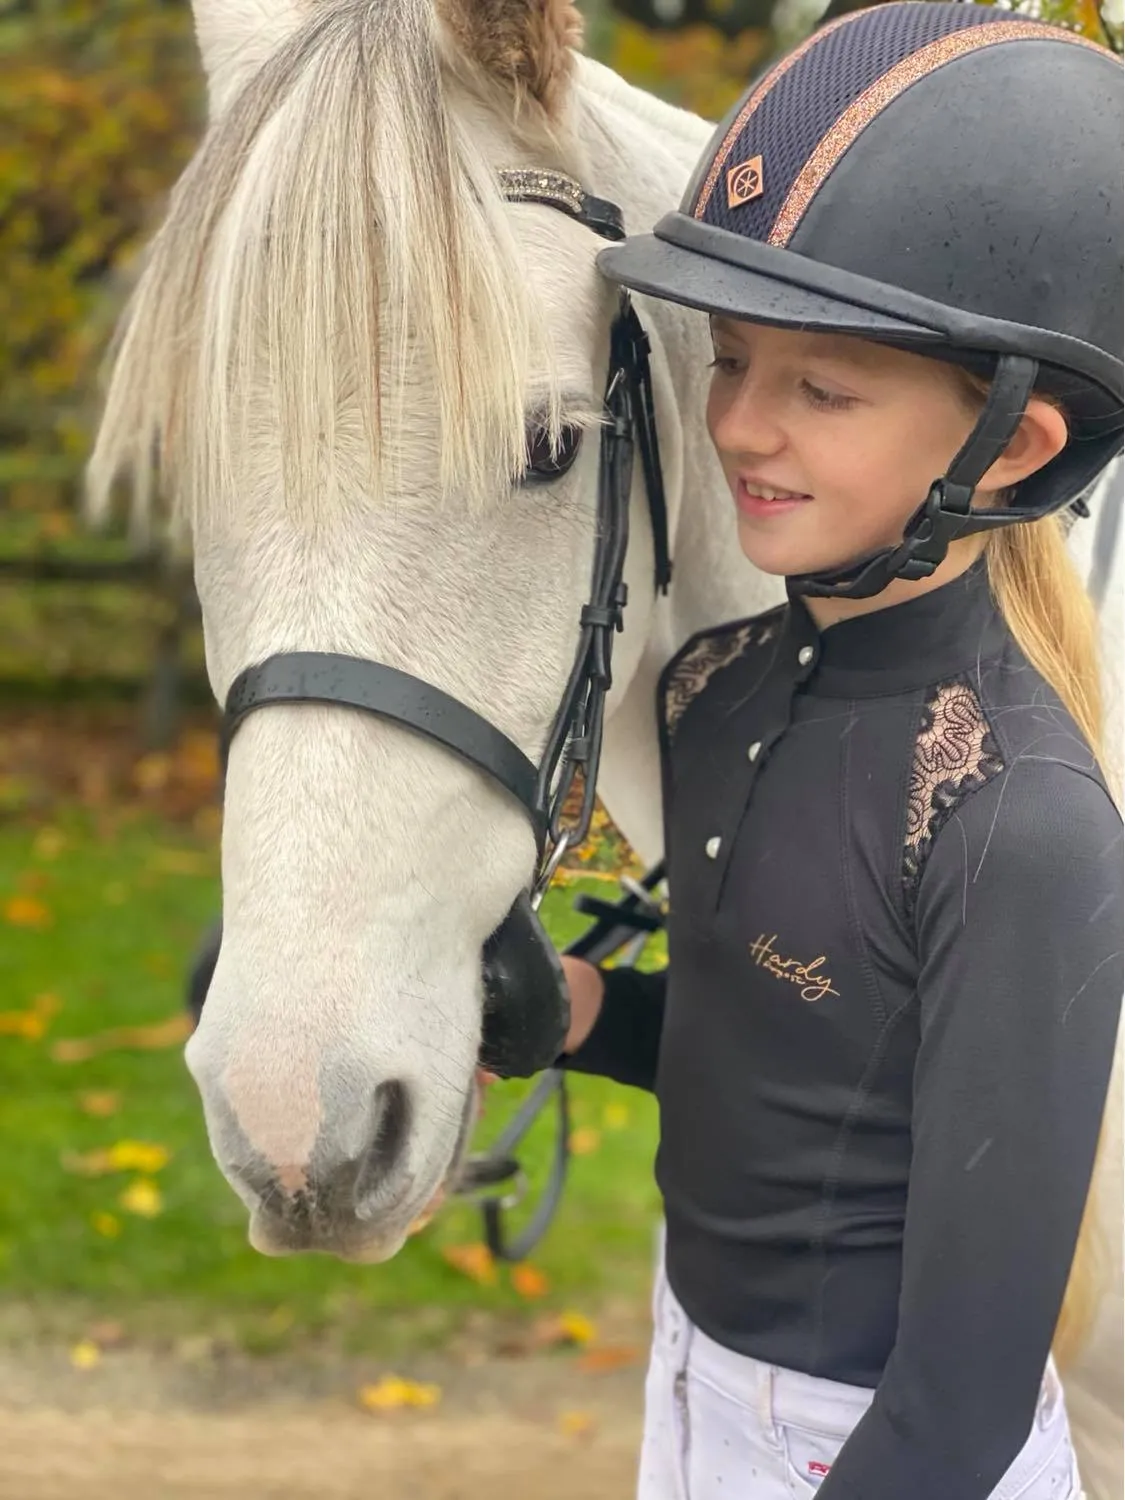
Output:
[
  {"xmin": 0, "ymin": 0, "xmax": 203, "ymax": 510},
  {"xmin": 0, "ymin": 0, "xmax": 1117, "ymax": 528}
]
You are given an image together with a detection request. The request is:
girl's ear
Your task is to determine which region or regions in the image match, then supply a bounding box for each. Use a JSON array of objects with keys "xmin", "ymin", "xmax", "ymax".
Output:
[{"xmin": 977, "ymin": 396, "xmax": 1069, "ymax": 495}]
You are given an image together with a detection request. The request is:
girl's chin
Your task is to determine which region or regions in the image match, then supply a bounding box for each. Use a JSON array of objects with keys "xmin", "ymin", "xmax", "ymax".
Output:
[
  {"xmin": 734, "ymin": 514, "xmax": 896, "ymax": 583},
  {"xmin": 734, "ymin": 515, "xmax": 838, "ymax": 579}
]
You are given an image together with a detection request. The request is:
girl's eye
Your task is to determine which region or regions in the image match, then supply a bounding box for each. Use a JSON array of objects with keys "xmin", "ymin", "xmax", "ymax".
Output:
[
  {"xmin": 523, "ymin": 423, "xmax": 583, "ymax": 484},
  {"xmin": 801, "ymin": 379, "xmax": 856, "ymax": 411},
  {"xmin": 708, "ymin": 355, "xmax": 743, "ymax": 376}
]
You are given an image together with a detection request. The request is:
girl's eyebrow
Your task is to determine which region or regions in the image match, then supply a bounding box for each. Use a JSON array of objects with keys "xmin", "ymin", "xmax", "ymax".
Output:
[
  {"xmin": 803, "ymin": 334, "xmax": 890, "ymax": 370},
  {"xmin": 708, "ymin": 317, "xmax": 889, "ymax": 378},
  {"xmin": 708, "ymin": 316, "xmax": 733, "ymax": 338}
]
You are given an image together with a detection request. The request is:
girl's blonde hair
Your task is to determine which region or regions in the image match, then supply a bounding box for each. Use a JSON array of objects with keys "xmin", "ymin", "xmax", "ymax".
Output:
[
  {"xmin": 985, "ymin": 516, "xmax": 1109, "ymax": 1370},
  {"xmin": 964, "ymin": 369, "xmax": 1112, "ymax": 1370}
]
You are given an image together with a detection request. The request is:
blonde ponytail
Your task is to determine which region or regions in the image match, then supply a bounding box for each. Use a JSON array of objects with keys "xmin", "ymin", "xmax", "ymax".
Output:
[
  {"xmin": 986, "ymin": 518, "xmax": 1104, "ymax": 776},
  {"xmin": 985, "ymin": 515, "xmax": 1113, "ymax": 1371}
]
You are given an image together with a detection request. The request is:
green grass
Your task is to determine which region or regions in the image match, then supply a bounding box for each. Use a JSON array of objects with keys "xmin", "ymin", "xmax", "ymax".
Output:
[{"xmin": 0, "ymin": 810, "xmax": 662, "ymax": 1355}]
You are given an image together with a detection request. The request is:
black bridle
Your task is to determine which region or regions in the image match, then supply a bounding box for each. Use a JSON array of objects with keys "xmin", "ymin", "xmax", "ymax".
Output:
[
  {"xmin": 201, "ymin": 170, "xmax": 672, "ymax": 1256},
  {"xmin": 222, "ymin": 175, "xmax": 668, "ymax": 881}
]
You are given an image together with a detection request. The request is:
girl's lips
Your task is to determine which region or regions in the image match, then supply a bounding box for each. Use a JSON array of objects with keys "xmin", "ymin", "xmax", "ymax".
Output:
[{"xmin": 735, "ymin": 478, "xmax": 813, "ymax": 519}]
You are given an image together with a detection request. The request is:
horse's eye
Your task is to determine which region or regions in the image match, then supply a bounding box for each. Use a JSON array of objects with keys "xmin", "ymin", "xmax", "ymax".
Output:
[{"xmin": 523, "ymin": 423, "xmax": 583, "ymax": 484}]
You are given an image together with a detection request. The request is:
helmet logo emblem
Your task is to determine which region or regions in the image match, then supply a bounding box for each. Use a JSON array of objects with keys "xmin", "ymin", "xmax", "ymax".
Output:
[{"xmin": 727, "ymin": 156, "xmax": 764, "ymax": 208}]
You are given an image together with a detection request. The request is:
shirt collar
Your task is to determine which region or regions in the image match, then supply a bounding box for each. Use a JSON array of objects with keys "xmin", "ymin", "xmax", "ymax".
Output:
[{"xmin": 783, "ymin": 561, "xmax": 1009, "ymax": 698}]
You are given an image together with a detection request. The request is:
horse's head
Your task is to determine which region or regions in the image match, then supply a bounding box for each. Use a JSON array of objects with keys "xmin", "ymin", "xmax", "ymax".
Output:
[{"xmin": 90, "ymin": 0, "xmax": 670, "ymax": 1259}]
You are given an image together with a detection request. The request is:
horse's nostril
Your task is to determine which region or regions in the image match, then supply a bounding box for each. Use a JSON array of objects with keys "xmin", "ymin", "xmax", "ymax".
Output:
[{"xmin": 354, "ymin": 1080, "xmax": 412, "ymax": 1215}]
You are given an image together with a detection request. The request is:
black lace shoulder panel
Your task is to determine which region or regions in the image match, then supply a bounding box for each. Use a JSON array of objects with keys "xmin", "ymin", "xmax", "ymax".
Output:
[
  {"xmin": 661, "ymin": 610, "xmax": 785, "ymax": 739},
  {"xmin": 903, "ymin": 676, "xmax": 1005, "ymax": 919}
]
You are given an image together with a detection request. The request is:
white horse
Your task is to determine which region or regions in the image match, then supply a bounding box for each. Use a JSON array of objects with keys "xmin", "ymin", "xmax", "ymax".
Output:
[
  {"xmin": 89, "ymin": 0, "xmax": 779, "ymax": 1242},
  {"xmin": 88, "ymin": 1, "xmax": 1121, "ymax": 1492}
]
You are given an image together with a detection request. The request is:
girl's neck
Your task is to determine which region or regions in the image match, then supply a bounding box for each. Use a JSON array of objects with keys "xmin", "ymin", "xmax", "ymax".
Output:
[{"xmin": 800, "ymin": 535, "xmax": 989, "ymax": 631}]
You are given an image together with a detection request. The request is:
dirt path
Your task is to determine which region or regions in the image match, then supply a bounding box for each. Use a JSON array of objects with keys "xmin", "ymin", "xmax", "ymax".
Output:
[{"xmin": 0, "ymin": 1340, "xmax": 646, "ymax": 1500}]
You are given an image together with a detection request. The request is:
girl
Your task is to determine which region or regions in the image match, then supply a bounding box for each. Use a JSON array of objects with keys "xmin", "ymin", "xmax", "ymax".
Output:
[{"xmin": 559, "ymin": 6, "xmax": 1123, "ymax": 1498}]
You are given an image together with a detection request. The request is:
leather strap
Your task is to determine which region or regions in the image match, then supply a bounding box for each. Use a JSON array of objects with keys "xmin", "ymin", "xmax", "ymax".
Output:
[
  {"xmin": 496, "ymin": 169, "xmax": 626, "ymax": 243},
  {"xmin": 223, "ymin": 652, "xmax": 545, "ymax": 843},
  {"xmin": 790, "ymin": 355, "xmax": 1039, "ymax": 599},
  {"xmin": 618, "ymin": 300, "xmax": 673, "ymax": 594}
]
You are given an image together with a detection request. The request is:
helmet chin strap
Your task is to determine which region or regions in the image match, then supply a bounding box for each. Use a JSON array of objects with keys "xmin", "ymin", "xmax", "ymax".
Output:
[{"xmin": 788, "ymin": 355, "xmax": 1040, "ymax": 601}]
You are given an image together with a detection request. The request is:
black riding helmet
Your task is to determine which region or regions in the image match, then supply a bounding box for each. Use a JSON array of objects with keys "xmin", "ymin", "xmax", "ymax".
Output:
[{"xmin": 598, "ymin": 1, "xmax": 1124, "ymax": 598}]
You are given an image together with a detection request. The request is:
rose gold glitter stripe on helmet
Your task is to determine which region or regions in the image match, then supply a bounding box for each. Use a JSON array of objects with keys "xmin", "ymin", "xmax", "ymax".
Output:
[
  {"xmin": 691, "ymin": 8, "xmax": 870, "ymax": 222},
  {"xmin": 767, "ymin": 20, "xmax": 1113, "ymax": 248}
]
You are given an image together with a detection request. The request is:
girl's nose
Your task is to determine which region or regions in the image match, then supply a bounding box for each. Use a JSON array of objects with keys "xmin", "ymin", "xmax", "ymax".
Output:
[{"xmin": 709, "ymin": 376, "xmax": 788, "ymax": 462}]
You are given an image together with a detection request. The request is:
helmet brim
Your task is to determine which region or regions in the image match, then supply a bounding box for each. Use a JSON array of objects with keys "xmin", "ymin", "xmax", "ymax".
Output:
[{"xmin": 597, "ymin": 231, "xmax": 944, "ymax": 344}]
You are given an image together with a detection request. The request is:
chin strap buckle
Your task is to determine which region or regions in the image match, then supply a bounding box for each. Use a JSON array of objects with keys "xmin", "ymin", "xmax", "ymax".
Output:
[{"xmin": 893, "ymin": 479, "xmax": 976, "ymax": 580}]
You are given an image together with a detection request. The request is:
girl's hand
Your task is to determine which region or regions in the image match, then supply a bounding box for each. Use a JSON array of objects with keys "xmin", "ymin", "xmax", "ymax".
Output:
[
  {"xmin": 560, "ymin": 955, "xmax": 605, "ymax": 1054},
  {"xmin": 472, "ymin": 955, "xmax": 604, "ymax": 1099}
]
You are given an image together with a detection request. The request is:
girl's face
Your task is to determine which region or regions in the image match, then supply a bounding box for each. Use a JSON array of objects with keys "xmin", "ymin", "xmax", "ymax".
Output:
[{"xmin": 706, "ymin": 318, "xmax": 994, "ymax": 580}]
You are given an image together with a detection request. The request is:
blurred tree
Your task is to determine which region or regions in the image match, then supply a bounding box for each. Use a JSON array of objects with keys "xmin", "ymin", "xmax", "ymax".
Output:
[
  {"xmin": 0, "ymin": 0, "xmax": 202, "ymax": 520},
  {"xmin": 814, "ymin": 0, "xmax": 1117, "ymax": 42},
  {"xmin": 610, "ymin": 0, "xmax": 775, "ymax": 39},
  {"xmin": 602, "ymin": 0, "xmax": 1119, "ymax": 114},
  {"xmin": 0, "ymin": 0, "xmax": 1118, "ymax": 537}
]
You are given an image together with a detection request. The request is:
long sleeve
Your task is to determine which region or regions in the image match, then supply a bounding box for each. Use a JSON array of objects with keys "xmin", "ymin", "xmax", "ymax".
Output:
[
  {"xmin": 819, "ymin": 760, "xmax": 1123, "ymax": 1500},
  {"xmin": 560, "ymin": 965, "xmax": 667, "ymax": 1092}
]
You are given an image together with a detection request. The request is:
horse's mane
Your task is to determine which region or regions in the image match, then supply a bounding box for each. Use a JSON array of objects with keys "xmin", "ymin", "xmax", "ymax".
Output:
[{"xmin": 88, "ymin": 0, "xmax": 560, "ymax": 535}]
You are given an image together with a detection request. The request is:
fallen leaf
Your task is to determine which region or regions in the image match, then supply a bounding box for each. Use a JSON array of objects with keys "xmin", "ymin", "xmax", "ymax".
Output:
[
  {"xmin": 358, "ymin": 1376, "xmax": 442, "ymax": 1412},
  {"xmin": 32, "ymin": 826, "xmax": 66, "ymax": 861},
  {"xmin": 511, "ymin": 1263, "xmax": 550, "ymax": 1300},
  {"xmin": 91, "ymin": 1212, "xmax": 121, "ymax": 1238},
  {"xmin": 51, "ymin": 1013, "xmax": 191, "ymax": 1063},
  {"xmin": 64, "ymin": 1141, "xmax": 170, "ymax": 1177},
  {"xmin": 569, "ymin": 1127, "xmax": 601, "ymax": 1156},
  {"xmin": 535, "ymin": 1310, "xmax": 598, "ymax": 1350},
  {"xmin": 602, "ymin": 1102, "xmax": 630, "ymax": 1131},
  {"xmin": 65, "ymin": 1150, "xmax": 114, "ymax": 1176},
  {"xmin": 558, "ymin": 1410, "xmax": 597, "ymax": 1438},
  {"xmin": 441, "ymin": 1242, "xmax": 497, "ymax": 1286},
  {"xmin": 110, "ymin": 1140, "xmax": 170, "ymax": 1173},
  {"xmin": 557, "ymin": 1311, "xmax": 598, "ymax": 1346},
  {"xmin": 577, "ymin": 1344, "xmax": 643, "ymax": 1374},
  {"xmin": 87, "ymin": 1321, "xmax": 127, "ymax": 1348},
  {"xmin": 4, "ymin": 895, "xmax": 52, "ymax": 928},
  {"xmin": 0, "ymin": 992, "xmax": 60, "ymax": 1041},
  {"xmin": 0, "ymin": 1010, "xmax": 46, "ymax": 1040},
  {"xmin": 69, "ymin": 1340, "xmax": 102, "ymax": 1370},
  {"xmin": 78, "ymin": 1090, "xmax": 121, "ymax": 1118},
  {"xmin": 119, "ymin": 1178, "xmax": 163, "ymax": 1217}
]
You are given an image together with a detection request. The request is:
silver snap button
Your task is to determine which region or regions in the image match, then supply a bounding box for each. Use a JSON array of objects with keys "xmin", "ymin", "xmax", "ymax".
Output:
[
  {"xmin": 798, "ymin": 646, "xmax": 815, "ymax": 666},
  {"xmin": 747, "ymin": 741, "xmax": 762, "ymax": 762},
  {"xmin": 705, "ymin": 836, "xmax": 721, "ymax": 859}
]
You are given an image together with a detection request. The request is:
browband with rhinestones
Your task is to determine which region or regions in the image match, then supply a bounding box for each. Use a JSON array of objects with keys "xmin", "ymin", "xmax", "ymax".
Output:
[{"xmin": 498, "ymin": 169, "xmax": 626, "ymax": 242}]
